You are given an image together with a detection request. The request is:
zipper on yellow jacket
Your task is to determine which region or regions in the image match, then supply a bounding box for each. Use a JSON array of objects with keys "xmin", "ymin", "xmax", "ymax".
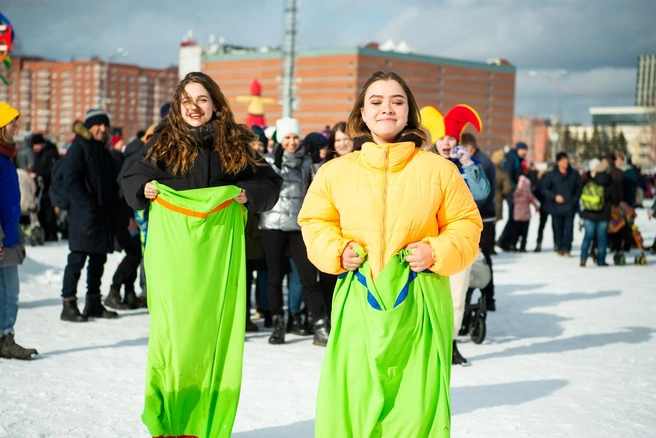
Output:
[{"xmin": 381, "ymin": 145, "xmax": 390, "ymax": 272}]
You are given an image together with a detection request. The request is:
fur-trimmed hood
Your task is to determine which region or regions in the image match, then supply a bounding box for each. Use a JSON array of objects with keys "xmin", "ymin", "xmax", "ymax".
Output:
[{"xmin": 73, "ymin": 120, "xmax": 92, "ymax": 140}]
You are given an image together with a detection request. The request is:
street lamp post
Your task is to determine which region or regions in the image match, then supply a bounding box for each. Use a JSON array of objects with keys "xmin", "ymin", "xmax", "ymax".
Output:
[
  {"xmin": 529, "ymin": 69, "xmax": 566, "ymax": 161},
  {"xmin": 103, "ymin": 47, "xmax": 128, "ymax": 111}
]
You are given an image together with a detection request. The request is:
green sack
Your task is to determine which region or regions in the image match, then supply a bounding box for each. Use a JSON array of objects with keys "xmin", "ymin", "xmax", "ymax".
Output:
[
  {"xmin": 316, "ymin": 248, "xmax": 453, "ymax": 438},
  {"xmin": 142, "ymin": 182, "xmax": 247, "ymax": 438}
]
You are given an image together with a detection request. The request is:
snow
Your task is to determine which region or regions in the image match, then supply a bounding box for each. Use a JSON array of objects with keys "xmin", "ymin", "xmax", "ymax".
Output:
[{"xmin": 1, "ymin": 205, "xmax": 655, "ymax": 438}]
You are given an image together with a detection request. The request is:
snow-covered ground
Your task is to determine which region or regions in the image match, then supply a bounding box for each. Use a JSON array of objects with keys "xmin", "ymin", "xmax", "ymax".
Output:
[{"xmin": 1, "ymin": 206, "xmax": 655, "ymax": 438}]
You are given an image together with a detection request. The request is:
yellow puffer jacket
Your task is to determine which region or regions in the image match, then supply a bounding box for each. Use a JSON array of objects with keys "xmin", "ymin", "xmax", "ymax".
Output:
[{"xmin": 298, "ymin": 140, "xmax": 483, "ymax": 279}]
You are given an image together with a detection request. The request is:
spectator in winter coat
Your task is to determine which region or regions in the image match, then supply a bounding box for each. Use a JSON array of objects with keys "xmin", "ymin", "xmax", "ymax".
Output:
[
  {"xmin": 491, "ymin": 149, "xmax": 512, "ymax": 223},
  {"xmin": 512, "ymin": 175, "xmax": 540, "ymax": 252},
  {"xmin": 497, "ymin": 142, "xmax": 528, "ymax": 251},
  {"xmin": 30, "ymin": 133, "xmax": 60, "ymax": 241},
  {"xmin": 603, "ymin": 152, "xmax": 626, "ymax": 204},
  {"xmin": 535, "ymin": 166, "xmax": 557, "ymax": 252},
  {"xmin": 462, "ymin": 132, "xmax": 498, "ymax": 311},
  {"xmin": 60, "ymin": 110, "xmax": 121, "ymax": 322},
  {"xmin": 0, "ymin": 102, "xmax": 38, "ymax": 359},
  {"xmin": 580, "ymin": 161, "xmax": 619, "ymax": 267},
  {"xmin": 542, "ymin": 152, "xmax": 583, "ymax": 257},
  {"xmin": 259, "ymin": 117, "xmax": 329, "ymax": 346}
]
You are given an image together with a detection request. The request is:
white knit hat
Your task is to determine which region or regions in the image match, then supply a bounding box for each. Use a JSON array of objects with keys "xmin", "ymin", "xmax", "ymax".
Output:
[{"xmin": 275, "ymin": 117, "xmax": 301, "ymax": 142}]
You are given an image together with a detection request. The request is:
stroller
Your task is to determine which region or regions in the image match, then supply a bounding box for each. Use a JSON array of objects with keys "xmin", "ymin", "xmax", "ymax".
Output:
[
  {"xmin": 17, "ymin": 169, "xmax": 45, "ymax": 247},
  {"xmin": 459, "ymin": 252, "xmax": 491, "ymax": 344},
  {"xmin": 608, "ymin": 202, "xmax": 647, "ymax": 265}
]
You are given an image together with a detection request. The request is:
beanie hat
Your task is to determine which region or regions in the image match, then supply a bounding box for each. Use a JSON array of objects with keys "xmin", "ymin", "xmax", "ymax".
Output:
[
  {"xmin": 275, "ymin": 117, "xmax": 301, "ymax": 142},
  {"xmin": 31, "ymin": 133, "xmax": 46, "ymax": 145},
  {"xmin": 160, "ymin": 102, "xmax": 171, "ymax": 119},
  {"xmin": 251, "ymin": 125, "xmax": 268, "ymax": 146},
  {"xmin": 0, "ymin": 102, "xmax": 19, "ymax": 128},
  {"xmin": 263, "ymin": 126, "xmax": 276, "ymax": 141},
  {"xmin": 84, "ymin": 108, "xmax": 110, "ymax": 129},
  {"xmin": 595, "ymin": 160, "xmax": 610, "ymax": 174},
  {"xmin": 587, "ymin": 158, "xmax": 600, "ymax": 172},
  {"xmin": 302, "ymin": 132, "xmax": 328, "ymax": 164},
  {"xmin": 515, "ymin": 142, "xmax": 528, "ymax": 150}
]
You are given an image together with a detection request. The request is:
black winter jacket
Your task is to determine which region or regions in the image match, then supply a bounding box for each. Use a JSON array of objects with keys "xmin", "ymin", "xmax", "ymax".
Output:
[
  {"xmin": 64, "ymin": 122, "xmax": 118, "ymax": 254},
  {"xmin": 541, "ymin": 166, "xmax": 583, "ymax": 217},
  {"xmin": 33, "ymin": 141, "xmax": 60, "ymax": 190},
  {"xmin": 121, "ymin": 126, "xmax": 282, "ymax": 214},
  {"xmin": 580, "ymin": 172, "xmax": 619, "ymax": 222}
]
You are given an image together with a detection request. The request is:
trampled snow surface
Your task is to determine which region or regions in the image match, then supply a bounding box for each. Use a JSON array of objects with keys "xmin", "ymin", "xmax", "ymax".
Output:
[{"xmin": 1, "ymin": 209, "xmax": 655, "ymax": 437}]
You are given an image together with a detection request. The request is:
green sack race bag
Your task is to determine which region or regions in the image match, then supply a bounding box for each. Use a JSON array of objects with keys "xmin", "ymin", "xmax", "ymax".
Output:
[
  {"xmin": 316, "ymin": 248, "xmax": 453, "ymax": 438},
  {"xmin": 581, "ymin": 180, "xmax": 605, "ymax": 211},
  {"xmin": 142, "ymin": 182, "xmax": 247, "ymax": 438}
]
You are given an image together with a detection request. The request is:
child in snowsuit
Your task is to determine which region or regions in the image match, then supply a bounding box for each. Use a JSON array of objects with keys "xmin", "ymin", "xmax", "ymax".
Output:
[{"xmin": 512, "ymin": 175, "xmax": 540, "ymax": 252}]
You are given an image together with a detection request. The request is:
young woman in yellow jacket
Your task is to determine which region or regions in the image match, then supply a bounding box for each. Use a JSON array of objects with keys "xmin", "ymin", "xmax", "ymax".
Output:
[{"xmin": 298, "ymin": 71, "xmax": 482, "ymax": 437}]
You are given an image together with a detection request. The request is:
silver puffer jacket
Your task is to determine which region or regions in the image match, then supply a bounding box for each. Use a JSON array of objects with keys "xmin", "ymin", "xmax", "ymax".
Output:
[{"xmin": 259, "ymin": 147, "xmax": 313, "ymax": 231}]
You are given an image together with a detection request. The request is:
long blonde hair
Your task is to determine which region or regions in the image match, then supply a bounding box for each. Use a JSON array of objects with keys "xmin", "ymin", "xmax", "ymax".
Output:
[{"xmin": 147, "ymin": 72, "xmax": 261, "ymax": 175}]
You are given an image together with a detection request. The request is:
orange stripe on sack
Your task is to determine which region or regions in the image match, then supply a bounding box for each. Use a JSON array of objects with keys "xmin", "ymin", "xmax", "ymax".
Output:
[{"xmin": 154, "ymin": 196, "xmax": 234, "ymax": 218}]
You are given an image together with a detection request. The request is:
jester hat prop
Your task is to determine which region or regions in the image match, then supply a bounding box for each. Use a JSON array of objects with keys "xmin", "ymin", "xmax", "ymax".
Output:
[{"xmin": 420, "ymin": 104, "xmax": 482, "ymax": 143}]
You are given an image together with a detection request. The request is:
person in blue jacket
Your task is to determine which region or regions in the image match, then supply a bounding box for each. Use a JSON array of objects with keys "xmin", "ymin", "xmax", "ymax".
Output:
[{"xmin": 0, "ymin": 102, "xmax": 37, "ymax": 359}]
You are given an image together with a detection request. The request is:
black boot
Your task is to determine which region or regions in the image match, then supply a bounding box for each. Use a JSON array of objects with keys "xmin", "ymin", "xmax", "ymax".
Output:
[
  {"xmin": 268, "ymin": 314, "xmax": 285, "ymax": 345},
  {"xmin": 290, "ymin": 313, "xmax": 310, "ymax": 336},
  {"xmin": 534, "ymin": 243, "xmax": 541, "ymax": 253},
  {"xmin": 0, "ymin": 333, "xmax": 38, "ymax": 360},
  {"xmin": 83, "ymin": 294, "xmax": 119, "ymax": 319},
  {"xmin": 61, "ymin": 298, "xmax": 88, "ymax": 322},
  {"xmin": 123, "ymin": 289, "xmax": 147, "ymax": 310},
  {"xmin": 312, "ymin": 317, "xmax": 330, "ymax": 347},
  {"xmin": 246, "ymin": 308, "xmax": 259, "ymax": 332},
  {"xmin": 104, "ymin": 287, "xmax": 129, "ymax": 310},
  {"xmin": 452, "ymin": 340, "xmax": 468, "ymax": 365}
]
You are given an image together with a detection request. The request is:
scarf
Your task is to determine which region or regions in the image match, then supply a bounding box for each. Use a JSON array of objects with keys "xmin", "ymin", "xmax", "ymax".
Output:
[{"xmin": 0, "ymin": 140, "xmax": 16, "ymax": 159}]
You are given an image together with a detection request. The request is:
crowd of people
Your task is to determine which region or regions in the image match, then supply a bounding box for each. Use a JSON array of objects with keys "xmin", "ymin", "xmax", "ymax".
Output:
[{"xmin": 1, "ymin": 70, "xmax": 654, "ymax": 437}]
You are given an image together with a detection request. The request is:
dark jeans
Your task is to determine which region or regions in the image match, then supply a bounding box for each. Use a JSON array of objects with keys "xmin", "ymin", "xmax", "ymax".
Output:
[
  {"xmin": 552, "ymin": 215, "xmax": 575, "ymax": 252},
  {"xmin": 536, "ymin": 210, "xmax": 557, "ymax": 248},
  {"xmin": 319, "ymin": 272, "xmax": 337, "ymax": 317},
  {"xmin": 246, "ymin": 257, "xmax": 268, "ymax": 311},
  {"xmin": 61, "ymin": 251, "xmax": 108, "ymax": 298},
  {"xmin": 581, "ymin": 220, "xmax": 609, "ymax": 264},
  {"xmin": 497, "ymin": 196, "xmax": 515, "ymax": 249},
  {"xmin": 111, "ymin": 230, "xmax": 142, "ymax": 292},
  {"xmin": 480, "ymin": 218, "xmax": 495, "ymax": 300},
  {"xmin": 261, "ymin": 229, "xmax": 326, "ymax": 319},
  {"xmin": 515, "ymin": 221, "xmax": 529, "ymax": 250}
]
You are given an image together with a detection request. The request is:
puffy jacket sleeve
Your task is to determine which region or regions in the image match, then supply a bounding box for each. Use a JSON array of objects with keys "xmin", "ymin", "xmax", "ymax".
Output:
[
  {"xmin": 121, "ymin": 148, "xmax": 159, "ymax": 211},
  {"xmin": 297, "ymin": 167, "xmax": 350, "ymax": 275},
  {"xmin": 424, "ymin": 168, "xmax": 483, "ymax": 276},
  {"xmin": 235, "ymin": 159, "xmax": 283, "ymax": 214}
]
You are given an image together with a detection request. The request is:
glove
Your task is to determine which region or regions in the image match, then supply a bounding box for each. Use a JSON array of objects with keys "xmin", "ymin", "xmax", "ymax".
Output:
[{"xmin": 450, "ymin": 145, "xmax": 474, "ymax": 167}]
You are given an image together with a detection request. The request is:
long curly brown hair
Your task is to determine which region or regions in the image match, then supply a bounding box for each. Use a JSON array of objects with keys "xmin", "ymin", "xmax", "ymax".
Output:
[
  {"xmin": 147, "ymin": 72, "xmax": 261, "ymax": 175},
  {"xmin": 346, "ymin": 71, "xmax": 427, "ymax": 144}
]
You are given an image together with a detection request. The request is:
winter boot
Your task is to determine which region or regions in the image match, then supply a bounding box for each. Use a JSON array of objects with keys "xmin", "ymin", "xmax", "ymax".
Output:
[
  {"xmin": 452, "ymin": 340, "xmax": 468, "ymax": 365},
  {"xmin": 61, "ymin": 297, "xmax": 88, "ymax": 322},
  {"xmin": 83, "ymin": 294, "xmax": 119, "ymax": 319},
  {"xmin": 290, "ymin": 313, "xmax": 310, "ymax": 336},
  {"xmin": 268, "ymin": 314, "xmax": 286, "ymax": 345},
  {"xmin": 312, "ymin": 317, "xmax": 330, "ymax": 347},
  {"xmin": 104, "ymin": 287, "xmax": 129, "ymax": 310},
  {"xmin": 246, "ymin": 308, "xmax": 259, "ymax": 332},
  {"xmin": 123, "ymin": 289, "xmax": 147, "ymax": 310},
  {"xmin": 0, "ymin": 333, "xmax": 38, "ymax": 360}
]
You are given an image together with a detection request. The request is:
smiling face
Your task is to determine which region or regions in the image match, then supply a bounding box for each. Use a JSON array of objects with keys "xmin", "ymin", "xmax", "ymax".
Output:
[
  {"xmin": 89, "ymin": 123, "xmax": 108, "ymax": 142},
  {"xmin": 333, "ymin": 130, "xmax": 352, "ymax": 156},
  {"xmin": 436, "ymin": 135, "xmax": 457, "ymax": 158},
  {"xmin": 180, "ymin": 82, "xmax": 216, "ymax": 127},
  {"xmin": 360, "ymin": 79, "xmax": 409, "ymax": 145},
  {"xmin": 281, "ymin": 133, "xmax": 300, "ymax": 153}
]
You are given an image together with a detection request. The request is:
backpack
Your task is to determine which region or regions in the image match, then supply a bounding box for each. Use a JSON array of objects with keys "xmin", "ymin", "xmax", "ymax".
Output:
[
  {"xmin": 581, "ymin": 181, "xmax": 605, "ymax": 211},
  {"xmin": 49, "ymin": 157, "xmax": 69, "ymax": 210}
]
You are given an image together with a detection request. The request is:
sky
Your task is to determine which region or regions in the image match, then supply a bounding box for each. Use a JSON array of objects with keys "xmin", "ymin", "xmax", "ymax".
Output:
[{"xmin": 3, "ymin": 0, "xmax": 655, "ymax": 124}]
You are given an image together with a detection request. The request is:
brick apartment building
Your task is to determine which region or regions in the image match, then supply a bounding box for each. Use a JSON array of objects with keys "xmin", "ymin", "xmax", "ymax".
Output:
[
  {"xmin": 194, "ymin": 43, "xmax": 516, "ymax": 151},
  {"xmin": 0, "ymin": 56, "xmax": 178, "ymax": 143},
  {"xmin": 512, "ymin": 118, "xmax": 550, "ymax": 163}
]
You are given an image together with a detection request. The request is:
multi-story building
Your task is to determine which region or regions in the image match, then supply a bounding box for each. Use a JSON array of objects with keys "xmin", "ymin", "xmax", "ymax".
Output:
[
  {"xmin": 181, "ymin": 40, "xmax": 516, "ymax": 152},
  {"xmin": 0, "ymin": 56, "xmax": 178, "ymax": 143},
  {"xmin": 512, "ymin": 118, "xmax": 550, "ymax": 163},
  {"xmin": 636, "ymin": 55, "xmax": 656, "ymax": 107}
]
